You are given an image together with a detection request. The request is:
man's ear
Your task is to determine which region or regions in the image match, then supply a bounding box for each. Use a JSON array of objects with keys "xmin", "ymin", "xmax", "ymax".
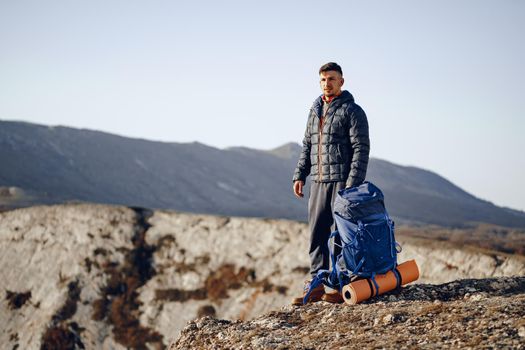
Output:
[{"xmin": 341, "ymin": 77, "xmax": 345, "ymax": 86}]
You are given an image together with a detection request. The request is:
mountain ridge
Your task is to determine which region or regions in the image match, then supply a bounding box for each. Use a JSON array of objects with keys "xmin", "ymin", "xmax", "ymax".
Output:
[{"xmin": 1, "ymin": 119, "xmax": 524, "ymax": 228}]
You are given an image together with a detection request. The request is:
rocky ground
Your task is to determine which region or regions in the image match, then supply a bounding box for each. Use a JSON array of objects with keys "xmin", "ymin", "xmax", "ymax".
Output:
[
  {"xmin": 172, "ymin": 276, "xmax": 525, "ymax": 349},
  {"xmin": 1, "ymin": 204, "xmax": 524, "ymax": 349}
]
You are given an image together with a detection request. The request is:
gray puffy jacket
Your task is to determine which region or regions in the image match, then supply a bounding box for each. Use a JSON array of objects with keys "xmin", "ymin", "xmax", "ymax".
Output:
[{"xmin": 293, "ymin": 90, "xmax": 370, "ymax": 188}]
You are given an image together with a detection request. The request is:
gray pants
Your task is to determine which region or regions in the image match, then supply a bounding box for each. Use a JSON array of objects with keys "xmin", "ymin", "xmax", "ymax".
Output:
[{"xmin": 308, "ymin": 181, "xmax": 345, "ymax": 277}]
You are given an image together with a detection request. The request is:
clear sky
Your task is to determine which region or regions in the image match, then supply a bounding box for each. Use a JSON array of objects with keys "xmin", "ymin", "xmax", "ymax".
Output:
[{"xmin": 1, "ymin": 0, "xmax": 524, "ymax": 211}]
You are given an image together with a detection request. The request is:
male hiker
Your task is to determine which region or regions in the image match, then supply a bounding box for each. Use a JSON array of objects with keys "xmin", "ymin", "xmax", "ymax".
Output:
[{"xmin": 292, "ymin": 62, "xmax": 370, "ymax": 305}]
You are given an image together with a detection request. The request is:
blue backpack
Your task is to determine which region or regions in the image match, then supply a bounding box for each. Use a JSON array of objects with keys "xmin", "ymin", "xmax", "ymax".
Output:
[{"xmin": 304, "ymin": 181, "xmax": 401, "ymax": 304}]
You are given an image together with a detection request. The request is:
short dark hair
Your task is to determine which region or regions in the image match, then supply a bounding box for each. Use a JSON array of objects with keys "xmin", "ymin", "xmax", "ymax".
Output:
[{"xmin": 319, "ymin": 62, "xmax": 343, "ymax": 76}]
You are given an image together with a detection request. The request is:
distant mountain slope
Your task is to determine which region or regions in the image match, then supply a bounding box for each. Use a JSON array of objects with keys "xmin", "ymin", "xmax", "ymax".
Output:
[
  {"xmin": 366, "ymin": 159, "xmax": 525, "ymax": 227},
  {"xmin": 0, "ymin": 121, "xmax": 303, "ymax": 220},
  {"xmin": 1, "ymin": 120, "xmax": 525, "ymax": 228}
]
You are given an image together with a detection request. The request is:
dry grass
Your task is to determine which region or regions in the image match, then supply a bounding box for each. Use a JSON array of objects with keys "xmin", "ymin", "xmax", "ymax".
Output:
[
  {"xmin": 155, "ymin": 288, "xmax": 207, "ymax": 302},
  {"xmin": 197, "ymin": 305, "xmax": 217, "ymax": 318},
  {"xmin": 41, "ymin": 281, "xmax": 84, "ymax": 349},
  {"xmin": 204, "ymin": 264, "xmax": 255, "ymax": 301},
  {"xmin": 90, "ymin": 208, "xmax": 164, "ymax": 349},
  {"xmin": 5, "ymin": 290, "xmax": 31, "ymax": 310},
  {"xmin": 415, "ymin": 302, "xmax": 444, "ymax": 317},
  {"xmin": 397, "ymin": 223, "xmax": 525, "ymax": 255}
]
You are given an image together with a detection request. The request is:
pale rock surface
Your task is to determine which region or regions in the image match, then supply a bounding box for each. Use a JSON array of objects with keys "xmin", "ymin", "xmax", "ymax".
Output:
[
  {"xmin": 397, "ymin": 237, "xmax": 525, "ymax": 283},
  {"xmin": 1, "ymin": 204, "xmax": 136, "ymax": 350},
  {"xmin": 1, "ymin": 204, "xmax": 524, "ymax": 349}
]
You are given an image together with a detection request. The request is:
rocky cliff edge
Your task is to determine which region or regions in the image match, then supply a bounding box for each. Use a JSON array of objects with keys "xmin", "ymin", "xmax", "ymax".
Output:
[
  {"xmin": 172, "ymin": 276, "xmax": 525, "ymax": 349},
  {"xmin": 1, "ymin": 204, "xmax": 524, "ymax": 349}
]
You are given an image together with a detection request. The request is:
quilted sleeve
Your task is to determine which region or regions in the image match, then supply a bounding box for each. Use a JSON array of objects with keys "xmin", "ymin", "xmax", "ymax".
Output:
[
  {"xmin": 292, "ymin": 113, "xmax": 312, "ymax": 182},
  {"xmin": 346, "ymin": 106, "xmax": 370, "ymax": 188}
]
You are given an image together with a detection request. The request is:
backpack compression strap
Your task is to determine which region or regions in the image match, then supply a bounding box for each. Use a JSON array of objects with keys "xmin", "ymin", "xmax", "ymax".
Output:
[
  {"xmin": 302, "ymin": 270, "xmax": 329, "ymax": 305},
  {"xmin": 302, "ymin": 230, "xmax": 350, "ymax": 304}
]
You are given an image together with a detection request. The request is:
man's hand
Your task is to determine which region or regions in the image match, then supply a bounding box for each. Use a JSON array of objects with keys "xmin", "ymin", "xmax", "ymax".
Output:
[{"xmin": 293, "ymin": 180, "xmax": 304, "ymax": 198}]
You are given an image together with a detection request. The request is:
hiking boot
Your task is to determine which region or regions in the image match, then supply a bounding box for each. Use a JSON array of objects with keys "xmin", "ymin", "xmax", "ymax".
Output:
[
  {"xmin": 321, "ymin": 291, "xmax": 344, "ymax": 304},
  {"xmin": 291, "ymin": 280, "xmax": 325, "ymax": 306}
]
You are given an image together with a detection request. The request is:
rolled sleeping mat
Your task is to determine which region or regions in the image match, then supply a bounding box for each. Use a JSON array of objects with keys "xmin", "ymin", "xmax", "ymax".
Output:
[
  {"xmin": 342, "ymin": 259, "xmax": 419, "ymax": 305},
  {"xmin": 397, "ymin": 259, "xmax": 420, "ymax": 285}
]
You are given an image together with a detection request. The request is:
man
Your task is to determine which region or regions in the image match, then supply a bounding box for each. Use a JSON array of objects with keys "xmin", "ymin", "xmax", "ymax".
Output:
[{"xmin": 292, "ymin": 62, "xmax": 370, "ymax": 305}]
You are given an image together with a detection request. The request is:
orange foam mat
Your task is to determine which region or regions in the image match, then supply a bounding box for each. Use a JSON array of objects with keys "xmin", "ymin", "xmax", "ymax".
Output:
[{"xmin": 342, "ymin": 260, "xmax": 419, "ymax": 305}]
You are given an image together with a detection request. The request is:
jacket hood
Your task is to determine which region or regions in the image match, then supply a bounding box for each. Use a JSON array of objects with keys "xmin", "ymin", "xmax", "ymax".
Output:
[{"xmin": 311, "ymin": 90, "xmax": 355, "ymax": 118}]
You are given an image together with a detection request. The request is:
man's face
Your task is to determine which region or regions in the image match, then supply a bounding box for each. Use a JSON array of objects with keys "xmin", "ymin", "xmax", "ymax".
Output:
[{"xmin": 320, "ymin": 70, "xmax": 344, "ymax": 98}]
